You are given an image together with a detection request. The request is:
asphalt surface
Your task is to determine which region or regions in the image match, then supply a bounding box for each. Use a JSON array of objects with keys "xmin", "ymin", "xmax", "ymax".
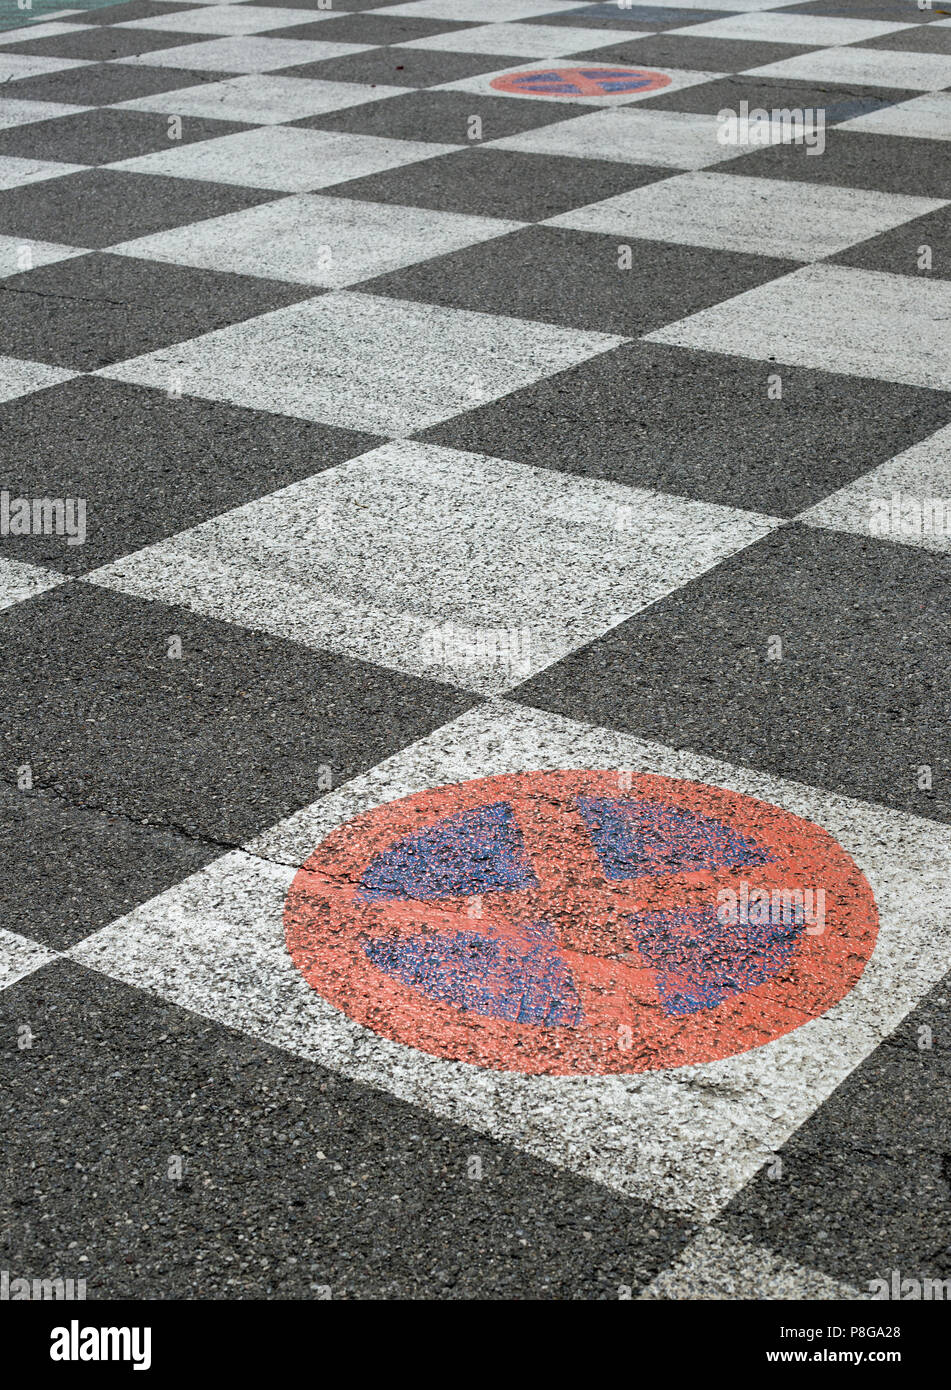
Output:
[{"xmin": 1, "ymin": 0, "xmax": 950, "ymax": 1304}]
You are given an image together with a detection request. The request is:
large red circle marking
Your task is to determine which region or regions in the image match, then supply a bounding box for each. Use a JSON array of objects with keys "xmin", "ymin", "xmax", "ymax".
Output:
[
  {"xmin": 489, "ymin": 66, "xmax": 672, "ymax": 98},
  {"xmin": 284, "ymin": 771, "xmax": 878, "ymax": 1076}
]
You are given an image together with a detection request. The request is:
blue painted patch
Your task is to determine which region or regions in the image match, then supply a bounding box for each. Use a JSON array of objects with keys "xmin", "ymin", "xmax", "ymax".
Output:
[
  {"xmin": 578, "ymin": 68, "xmax": 659, "ymax": 92},
  {"xmin": 358, "ymin": 801, "xmax": 537, "ymax": 903},
  {"xmin": 357, "ymin": 790, "xmax": 788, "ymax": 1023},
  {"xmin": 507, "ymin": 70, "xmax": 579, "ymax": 93},
  {"xmin": 363, "ymin": 920, "xmax": 583, "ymax": 1027},
  {"xmin": 576, "ymin": 797, "xmax": 774, "ymax": 881},
  {"xmin": 627, "ymin": 905, "xmax": 802, "ymax": 1015}
]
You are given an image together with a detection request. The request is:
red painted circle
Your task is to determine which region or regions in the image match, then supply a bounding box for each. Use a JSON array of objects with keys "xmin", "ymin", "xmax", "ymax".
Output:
[
  {"xmin": 284, "ymin": 771, "xmax": 878, "ymax": 1076},
  {"xmin": 489, "ymin": 66, "xmax": 672, "ymax": 98}
]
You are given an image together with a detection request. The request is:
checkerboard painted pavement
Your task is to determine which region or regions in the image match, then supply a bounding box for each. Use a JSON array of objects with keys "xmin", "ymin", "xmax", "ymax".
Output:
[{"xmin": 2, "ymin": 0, "xmax": 951, "ymax": 1303}]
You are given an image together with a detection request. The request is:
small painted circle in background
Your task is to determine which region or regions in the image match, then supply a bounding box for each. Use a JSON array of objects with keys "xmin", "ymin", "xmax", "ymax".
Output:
[
  {"xmin": 489, "ymin": 66, "xmax": 673, "ymax": 98},
  {"xmin": 284, "ymin": 770, "xmax": 878, "ymax": 1076}
]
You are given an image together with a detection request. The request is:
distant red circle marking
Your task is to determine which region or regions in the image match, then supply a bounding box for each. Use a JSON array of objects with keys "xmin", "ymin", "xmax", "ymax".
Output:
[{"xmin": 489, "ymin": 66, "xmax": 672, "ymax": 98}]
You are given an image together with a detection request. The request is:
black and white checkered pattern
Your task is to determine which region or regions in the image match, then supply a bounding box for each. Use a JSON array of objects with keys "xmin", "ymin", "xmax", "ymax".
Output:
[{"xmin": 2, "ymin": 0, "xmax": 951, "ymax": 1301}]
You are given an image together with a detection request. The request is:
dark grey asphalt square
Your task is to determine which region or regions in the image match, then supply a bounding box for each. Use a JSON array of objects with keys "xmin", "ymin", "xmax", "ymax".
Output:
[
  {"xmin": 277, "ymin": 45, "xmax": 522, "ymax": 87},
  {"xmin": 856, "ymin": 23, "xmax": 951, "ymax": 53},
  {"xmin": 0, "ymin": 584, "xmax": 477, "ymax": 843},
  {"xmin": 7, "ymin": 24, "xmax": 213, "ymax": 61},
  {"xmin": 0, "ymin": 962, "xmax": 696, "ymax": 1298},
  {"xmin": 720, "ymin": 970, "xmax": 951, "ymax": 1291},
  {"xmin": 0, "ymin": 251, "xmax": 313, "ymax": 371},
  {"xmin": 0, "ymin": 376, "xmax": 379, "ymax": 575},
  {"xmin": 292, "ymin": 88, "xmax": 586, "ymax": 142},
  {"xmin": 719, "ymin": 130, "xmax": 951, "ymax": 201},
  {"xmin": 0, "ymin": 60, "xmax": 241, "ymax": 105},
  {"xmin": 568, "ymin": 33, "xmax": 815, "ymax": 71},
  {"xmin": 421, "ymin": 341, "xmax": 951, "ymax": 516},
  {"xmin": 243, "ymin": 0, "xmax": 410, "ymax": 7},
  {"xmin": 361, "ymin": 224, "xmax": 796, "ymax": 335},
  {"xmin": 832, "ymin": 202, "xmax": 951, "ymax": 280},
  {"xmin": 522, "ymin": 3, "xmax": 729, "ymax": 30},
  {"xmin": 0, "ymin": 783, "xmax": 218, "ymax": 951},
  {"xmin": 66, "ymin": 0, "xmax": 197, "ymax": 23},
  {"xmin": 260, "ymin": 13, "xmax": 476, "ymax": 43},
  {"xmin": 330, "ymin": 145, "xmax": 671, "ymax": 220},
  {"xmin": 636, "ymin": 74, "xmax": 915, "ymax": 123},
  {"xmin": 0, "ymin": 168, "xmax": 276, "ymax": 249},
  {"xmin": 510, "ymin": 524, "xmax": 951, "ymax": 824},
  {"xmin": 0, "ymin": 106, "xmax": 251, "ymax": 165},
  {"xmin": 778, "ymin": 0, "xmax": 936, "ymax": 19}
]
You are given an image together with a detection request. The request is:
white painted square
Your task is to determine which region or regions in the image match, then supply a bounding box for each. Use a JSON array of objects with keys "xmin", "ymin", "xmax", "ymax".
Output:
[
  {"xmin": 0, "ymin": 54, "xmax": 90, "ymax": 81},
  {"xmin": 0, "ymin": 155, "xmax": 86, "ymax": 190},
  {"xmin": 0, "ymin": 21, "xmax": 92, "ymax": 44},
  {"xmin": 86, "ymin": 440, "xmax": 775, "ymax": 693},
  {"xmin": 0, "ymin": 234, "xmax": 84, "ymax": 276},
  {"xmin": 109, "ymin": 194, "xmax": 520, "ymax": 286},
  {"xmin": 68, "ymin": 701, "xmax": 951, "ymax": 1220},
  {"xmin": 799, "ymin": 423, "xmax": 951, "ymax": 555},
  {"xmin": 438, "ymin": 62, "xmax": 722, "ymax": 107},
  {"xmin": 490, "ymin": 108, "xmax": 751, "ymax": 170},
  {"xmin": 0, "ymin": 556, "xmax": 68, "ymax": 609},
  {"xmin": 383, "ymin": 0, "xmax": 585, "ymax": 20},
  {"xmin": 0, "ymin": 929, "xmax": 58, "ymax": 991},
  {"xmin": 639, "ymin": 1229, "xmax": 865, "ymax": 1300},
  {"xmin": 745, "ymin": 47, "xmax": 951, "ymax": 93},
  {"xmin": 669, "ymin": 13, "xmax": 914, "ymax": 47},
  {"xmin": 646, "ymin": 264, "xmax": 951, "ymax": 391},
  {"xmin": 0, "ymin": 97, "xmax": 89, "ymax": 128},
  {"xmin": 0, "ymin": 354, "xmax": 75, "ymax": 404},
  {"xmin": 551, "ymin": 172, "xmax": 942, "ymax": 262},
  {"xmin": 397, "ymin": 22, "xmax": 646, "ymax": 58},
  {"xmin": 838, "ymin": 92, "xmax": 951, "ymax": 142},
  {"xmin": 624, "ymin": 0, "xmax": 802, "ymax": 7},
  {"xmin": 109, "ymin": 127, "xmax": 456, "ymax": 192},
  {"xmin": 98, "ymin": 290, "xmax": 621, "ymax": 434},
  {"xmin": 114, "ymin": 75, "xmax": 406, "ymax": 125},
  {"xmin": 120, "ymin": 36, "xmax": 369, "ymax": 72},
  {"xmin": 117, "ymin": 5, "xmax": 334, "ymax": 33}
]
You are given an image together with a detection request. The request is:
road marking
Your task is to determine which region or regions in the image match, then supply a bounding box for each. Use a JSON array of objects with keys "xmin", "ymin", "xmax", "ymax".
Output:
[
  {"xmin": 490, "ymin": 66, "xmax": 672, "ymax": 98},
  {"xmin": 285, "ymin": 769, "xmax": 877, "ymax": 1075}
]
